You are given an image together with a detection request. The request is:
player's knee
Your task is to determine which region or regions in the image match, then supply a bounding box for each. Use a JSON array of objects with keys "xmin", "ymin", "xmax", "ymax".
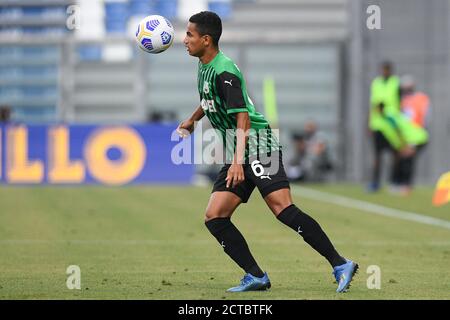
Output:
[
  {"xmin": 268, "ymin": 200, "xmax": 293, "ymax": 217},
  {"xmin": 204, "ymin": 212, "xmax": 215, "ymax": 222},
  {"xmin": 204, "ymin": 208, "xmax": 231, "ymax": 222},
  {"xmin": 264, "ymin": 189, "xmax": 293, "ymax": 216}
]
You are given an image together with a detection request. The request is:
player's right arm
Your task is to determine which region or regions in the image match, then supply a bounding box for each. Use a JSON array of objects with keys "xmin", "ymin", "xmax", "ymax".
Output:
[{"xmin": 177, "ymin": 105, "xmax": 204, "ymax": 138}]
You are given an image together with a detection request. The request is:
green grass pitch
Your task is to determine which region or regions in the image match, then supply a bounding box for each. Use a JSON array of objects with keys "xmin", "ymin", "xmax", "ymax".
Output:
[{"xmin": 0, "ymin": 184, "xmax": 449, "ymax": 299}]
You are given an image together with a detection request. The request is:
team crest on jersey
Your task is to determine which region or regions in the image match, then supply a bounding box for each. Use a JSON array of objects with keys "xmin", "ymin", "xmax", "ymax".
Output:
[{"xmin": 203, "ymin": 82, "xmax": 210, "ymax": 94}]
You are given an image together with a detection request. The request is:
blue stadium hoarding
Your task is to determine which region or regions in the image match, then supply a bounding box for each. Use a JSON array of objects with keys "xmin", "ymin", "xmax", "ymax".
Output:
[{"xmin": 0, "ymin": 124, "xmax": 194, "ymax": 185}]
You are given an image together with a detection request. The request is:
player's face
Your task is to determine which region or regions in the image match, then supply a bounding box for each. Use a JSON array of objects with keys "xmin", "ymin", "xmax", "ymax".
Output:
[{"xmin": 184, "ymin": 22, "xmax": 206, "ymax": 57}]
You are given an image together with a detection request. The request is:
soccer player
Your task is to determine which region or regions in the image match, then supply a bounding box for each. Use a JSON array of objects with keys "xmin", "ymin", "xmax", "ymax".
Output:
[{"xmin": 177, "ymin": 11, "xmax": 358, "ymax": 293}]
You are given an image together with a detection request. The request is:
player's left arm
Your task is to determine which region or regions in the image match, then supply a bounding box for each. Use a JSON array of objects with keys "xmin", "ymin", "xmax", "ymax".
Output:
[
  {"xmin": 226, "ymin": 112, "xmax": 250, "ymax": 188},
  {"xmin": 216, "ymin": 71, "xmax": 250, "ymax": 188}
]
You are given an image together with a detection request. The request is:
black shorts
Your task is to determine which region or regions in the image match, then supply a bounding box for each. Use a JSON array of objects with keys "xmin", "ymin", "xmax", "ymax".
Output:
[{"xmin": 212, "ymin": 151, "xmax": 290, "ymax": 203}]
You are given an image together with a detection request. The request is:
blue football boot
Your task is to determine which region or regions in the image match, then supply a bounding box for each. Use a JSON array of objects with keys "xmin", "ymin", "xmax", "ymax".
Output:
[
  {"xmin": 227, "ymin": 272, "xmax": 271, "ymax": 292},
  {"xmin": 333, "ymin": 259, "xmax": 359, "ymax": 293}
]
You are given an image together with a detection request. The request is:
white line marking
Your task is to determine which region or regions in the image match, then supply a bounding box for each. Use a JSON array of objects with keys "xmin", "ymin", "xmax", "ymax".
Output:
[{"xmin": 292, "ymin": 186, "xmax": 450, "ymax": 231}]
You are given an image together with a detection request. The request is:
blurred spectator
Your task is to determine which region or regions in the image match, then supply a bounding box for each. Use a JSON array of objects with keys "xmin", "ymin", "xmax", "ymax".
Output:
[
  {"xmin": 286, "ymin": 133, "xmax": 308, "ymax": 182},
  {"xmin": 392, "ymin": 75, "xmax": 431, "ymax": 195},
  {"xmin": 367, "ymin": 61, "xmax": 401, "ymax": 192},
  {"xmin": 400, "ymin": 75, "xmax": 430, "ymax": 129},
  {"xmin": 373, "ymin": 102, "xmax": 429, "ymax": 196},
  {"xmin": 286, "ymin": 122, "xmax": 333, "ymax": 182},
  {"xmin": 0, "ymin": 105, "xmax": 12, "ymax": 123},
  {"xmin": 308, "ymin": 139, "xmax": 333, "ymax": 181}
]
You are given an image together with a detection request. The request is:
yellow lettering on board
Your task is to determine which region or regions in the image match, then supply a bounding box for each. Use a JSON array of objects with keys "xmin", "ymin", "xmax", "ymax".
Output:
[
  {"xmin": 84, "ymin": 127, "xmax": 146, "ymax": 185},
  {"xmin": 48, "ymin": 126, "xmax": 85, "ymax": 183},
  {"xmin": 6, "ymin": 125, "xmax": 43, "ymax": 183}
]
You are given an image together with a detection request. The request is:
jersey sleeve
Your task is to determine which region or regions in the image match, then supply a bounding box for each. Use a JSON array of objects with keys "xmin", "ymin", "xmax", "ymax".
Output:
[{"xmin": 216, "ymin": 71, "xmax": 248, "ymax": 114}]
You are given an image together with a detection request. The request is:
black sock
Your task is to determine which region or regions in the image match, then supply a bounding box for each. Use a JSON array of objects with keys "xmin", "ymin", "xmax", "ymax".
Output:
[
  {"xmin": 205, "ymin": 218, "xmax": 265, "ymax": 278},
  {"xmin": 277, "ymin": 204, "xmax": 346, "ymax": 267}
]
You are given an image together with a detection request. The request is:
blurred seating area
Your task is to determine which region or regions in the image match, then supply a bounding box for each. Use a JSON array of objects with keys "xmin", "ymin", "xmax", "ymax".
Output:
[
  {"xmin": 0, "ymin": 0, "xmax": 244, "ymax": 122},
  {"xmin": 0, "ymin": 1, "xmax": 73, "ymax": 122},
  {"xmin": 1, "ymin": 0, "xmax": 447, "ymax": 185}
]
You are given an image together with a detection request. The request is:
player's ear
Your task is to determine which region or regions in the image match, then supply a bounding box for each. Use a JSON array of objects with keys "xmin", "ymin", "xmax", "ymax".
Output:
[{"xmin": 202, "ymin": 34, "xmax": 211, "ymax": 46}]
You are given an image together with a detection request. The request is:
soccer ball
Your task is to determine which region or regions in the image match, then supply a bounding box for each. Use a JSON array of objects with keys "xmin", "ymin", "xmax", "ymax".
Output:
[{"xmin": 135, "ymin": 15, "xmax": 174, "ymax": 54}]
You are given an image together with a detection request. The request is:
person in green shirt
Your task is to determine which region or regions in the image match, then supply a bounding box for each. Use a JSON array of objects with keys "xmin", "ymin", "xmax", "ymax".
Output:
[
  {"xmin": 177, "ymin": 11, "xmax": 357, "ymax": 293},
  {"xmin": 368, "ymin": 61, "xmax": 401, "ymax": 192},
  {"xmin": 374, "ymin": 101, "xmax": 429, "ymax": 196}
]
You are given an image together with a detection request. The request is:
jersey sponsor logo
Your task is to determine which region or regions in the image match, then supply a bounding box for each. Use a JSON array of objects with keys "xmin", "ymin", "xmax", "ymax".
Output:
[
  {"xmin": 201, "ymin": 99, "xmax": 217, "ymax": 113},
  {"xmin": 224, "ymin": 79, "xmax": 233, "ymax": 86}
]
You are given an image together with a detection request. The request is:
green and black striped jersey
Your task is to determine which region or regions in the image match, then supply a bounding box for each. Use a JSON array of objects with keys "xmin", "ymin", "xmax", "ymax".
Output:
[{"xmin": 197, "ymin": 51, "xmax": 280, "ymax": 162}]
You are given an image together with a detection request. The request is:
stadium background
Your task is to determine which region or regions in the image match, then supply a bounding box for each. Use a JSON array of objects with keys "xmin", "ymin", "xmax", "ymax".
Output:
[
  {"xmin": 1, "ymin": 0, "xmax": 449, "ymax": 185},
  {"xmin": 0, "ymin": 0, "xmax": 449, "ymax": 300}
]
